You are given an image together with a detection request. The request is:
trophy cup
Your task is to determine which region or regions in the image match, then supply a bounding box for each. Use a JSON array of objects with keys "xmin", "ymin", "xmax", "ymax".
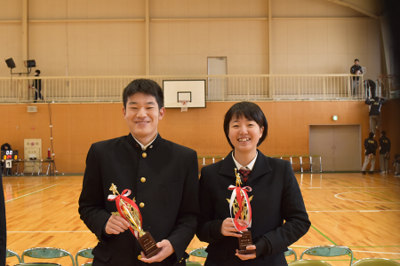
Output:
[
  {"xmin": 108, "ymin": 183, "xmax": 161, "ymax": 258},
  {"xmin": 227, "ymin": 169, "xmax": 255, "ymax": 255}
]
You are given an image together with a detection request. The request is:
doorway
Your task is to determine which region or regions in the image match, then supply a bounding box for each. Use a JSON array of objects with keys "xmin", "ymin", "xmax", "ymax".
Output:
[
  {"xmin": 309, "ymin": 125, "xmax": 361, "ymax": 171},
  {"xmin": 207, "ymin": 57, "xmax": 227, "ymax": 100}
]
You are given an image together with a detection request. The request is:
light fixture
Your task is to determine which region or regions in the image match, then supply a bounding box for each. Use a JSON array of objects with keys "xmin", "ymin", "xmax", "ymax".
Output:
[
  {"xmin": 4, "ymin": 58, "xmax": 36, "ymax": 75},
  {"xmin": 332, "ymin": 115, "xmax": 338, "ymax": 121}
]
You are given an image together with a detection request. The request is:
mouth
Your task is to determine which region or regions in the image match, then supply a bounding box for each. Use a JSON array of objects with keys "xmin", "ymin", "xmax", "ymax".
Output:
[
  {"xmin": 135, "ymin": 121, "xmax": 150, "ymax": 124},
  {"xmin": 238, "ymin": 138, "xmax": 250, "ymax": 142}
]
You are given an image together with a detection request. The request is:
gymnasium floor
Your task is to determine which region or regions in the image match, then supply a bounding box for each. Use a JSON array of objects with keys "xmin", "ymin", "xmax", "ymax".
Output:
[{"xmin": 4, "ymin": 172, "xmax": 400, "ymax": 265}]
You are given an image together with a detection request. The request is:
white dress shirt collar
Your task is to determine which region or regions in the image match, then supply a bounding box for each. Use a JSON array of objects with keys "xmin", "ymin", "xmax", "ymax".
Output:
[{"xmin": 232, "ymin": 151, "xmax": 258, "ymax": 170}]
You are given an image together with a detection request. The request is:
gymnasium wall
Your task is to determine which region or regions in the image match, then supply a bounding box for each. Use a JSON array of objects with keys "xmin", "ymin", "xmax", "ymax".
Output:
[
  {"xmin": 2, "ymin": 100, "xmax": 391, "ymax": 174},
  {"xmin": 0, "ymin": 0, "xmax": 382, "ymax": 80}
]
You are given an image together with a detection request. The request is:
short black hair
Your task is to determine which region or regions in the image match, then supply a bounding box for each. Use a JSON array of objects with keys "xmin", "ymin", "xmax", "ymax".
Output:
[
  {"xmin": 223, "ymin": 102, "xmax": 268, "ymax": 149},
  {"xmin": 122, "ymin": 79, "xmax": 164, "ymax": 110},
  {"xmin": 381, "ymin": 131, "xmax": 386, "ymax": 136},
  {"xmin": 369, "ymin": 132, "xmax": 374, "ymax": 138},
  {"xmin": 35, "ymin": 70, "xmax": 41, "ymax": 75},
  {"xmin": 354, "ymin": 59, "xmax": 359, "ymax": 62}
]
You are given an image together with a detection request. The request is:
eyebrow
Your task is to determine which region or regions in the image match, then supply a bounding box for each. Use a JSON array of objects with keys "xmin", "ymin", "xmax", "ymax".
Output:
[{"xmin": 128, "ymin": 101, "xmax": 156, "ymax": 105}]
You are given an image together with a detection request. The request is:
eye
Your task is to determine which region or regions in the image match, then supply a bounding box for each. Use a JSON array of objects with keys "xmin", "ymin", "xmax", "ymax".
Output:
[{"xmin": 232, "ymin": 125, "xmax": 239, "ymax": 128}]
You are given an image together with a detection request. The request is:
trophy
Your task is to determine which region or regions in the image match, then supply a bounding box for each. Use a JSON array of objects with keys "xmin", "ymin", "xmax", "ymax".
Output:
[
  {"xmin": 227, "ymin": 169, "xmax": 255, "ymax": 255},
  {"xmin": 108, "ymin": 183, "xmax": 161, "ymax": 258}
]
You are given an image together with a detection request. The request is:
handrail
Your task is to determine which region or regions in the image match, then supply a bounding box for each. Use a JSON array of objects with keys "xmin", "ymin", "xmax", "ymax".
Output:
[{"xmin": 0, "ymin": 74, "xmax": 368, "ymax": 103}]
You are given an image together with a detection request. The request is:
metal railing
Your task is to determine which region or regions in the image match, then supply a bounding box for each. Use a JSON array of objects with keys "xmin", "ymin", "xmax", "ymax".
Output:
[{"xmin": 0, "ymin": 74, "xmax": 368, "ymax": 103}]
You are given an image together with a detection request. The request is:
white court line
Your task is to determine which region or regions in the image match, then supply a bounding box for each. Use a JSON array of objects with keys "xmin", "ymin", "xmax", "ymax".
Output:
[
  {"xmin": 308, "ymin": 210, "xmax": 400, "ymax": 213},
  {"xmin": 8, "ymin": 231, "xmax": 91, "ymax": 233},
  {"xmin": 303, "ymin": 187, "xmax": 394, "ymax": 189},
  {"xmin": 334, "ymin": 191, "xmax": 400, "ymax": 204},
  {"xmin": 5, "ymin": 180, "xmax": 71, "ymax": 203}
]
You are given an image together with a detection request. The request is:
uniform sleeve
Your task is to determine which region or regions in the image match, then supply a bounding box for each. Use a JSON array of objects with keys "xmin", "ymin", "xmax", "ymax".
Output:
[
  {"xmin": 78, "ymin": 144, "xmax": 111, "ymax": 241},
  {"xmin": 167, "ymin": 150, "xmax": 200, "ymax": 263},
  {"xmin": 196, "ymin": 167, "xmax": 225, "ymax": 244},
  {"xmin": 255, "ymin": 161, "xmax": 311, "ymax": 256},
  {"xmin": 350, "ymin": 66, "xmax": 354, "ymax": 74}
]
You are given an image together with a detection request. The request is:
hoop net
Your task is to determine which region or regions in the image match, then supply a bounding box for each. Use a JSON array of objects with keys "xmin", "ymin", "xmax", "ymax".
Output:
[{"xmin": 179, "ymin": 100, "xmax": 188, "ymax": 112}]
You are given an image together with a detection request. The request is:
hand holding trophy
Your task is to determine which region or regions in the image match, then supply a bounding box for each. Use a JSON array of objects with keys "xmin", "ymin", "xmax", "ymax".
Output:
[
  {"xmin": 108, "ymin": 183, "xmax": 161, "ymax": 258},
  {"xmin": 227, "ymin": 169, "xmax": 255, "ymax": 255}
]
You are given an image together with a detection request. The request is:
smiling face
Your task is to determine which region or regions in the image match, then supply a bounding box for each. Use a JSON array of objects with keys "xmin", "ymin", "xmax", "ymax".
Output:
[
  {"xmin": 228, "ymin": 116, "xmax": 264, "ymax": 155},
  {"xmin": 123, "ymin": 92, "xmax": 165, "ymax": 145}
]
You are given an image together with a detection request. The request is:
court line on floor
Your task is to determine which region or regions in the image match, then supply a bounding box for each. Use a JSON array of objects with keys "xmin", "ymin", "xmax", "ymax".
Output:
[
  {"xmin": 334, "ymin": 191, "xmax": 400, "ymax": 204},
  {"xmin": 5, "ymin": 180, "xmax": 71, "ymax": 203},
  {"xmin": 308, "ymin": 210, "xmax": 400, "ymax": 213},
  {"xmin": 8, "ymin": 231, "xmax": 91, "ymax": 233}
]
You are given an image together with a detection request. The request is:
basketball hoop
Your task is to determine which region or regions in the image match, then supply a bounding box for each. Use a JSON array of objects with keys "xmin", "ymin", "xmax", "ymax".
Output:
[{"xmin": 179, "ymin": 100, "xmax": 188, "ymax": 112}]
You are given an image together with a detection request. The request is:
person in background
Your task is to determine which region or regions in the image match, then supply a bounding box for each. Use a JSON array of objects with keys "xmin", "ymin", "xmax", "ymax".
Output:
[
  {"xmin": 350, "ymin": 59, "xmax": 363, "ymax": 95},
  {"xmin": 365, "ymin": 96, "xmax": 386, "ymax": 136},
  {"xmin": 362, "ymin": 132, "xmax": 378, "ymax": 175},
  {"xmin": 1, "ymin": 143, "xmax": 12, "ymax": 176},
  {"xmin": 379, "ymin": 131, "xmax": 391, "ymax": 174},
  {"xmin": 32, "ymin": 69, "xmax": 43, "ymax": 102},
  {"xmin": 393, "ymin": 154, "xmax": 400, "ymax": 178},
  {"xmin": 364, "ymin": 79, "xmax": 376, "ymax": 98}
]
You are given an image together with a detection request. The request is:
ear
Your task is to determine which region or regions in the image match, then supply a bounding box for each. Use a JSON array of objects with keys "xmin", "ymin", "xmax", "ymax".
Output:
[
  {"xmin": 158, "ymin": 107, "xmax": 166, "ymax": 120},
  {"xmin": 259, "ymin": 126, "xmax": 264, "ymax": 138},
  {"xmin": 122, "ymin": 107, "xmax": 126, "ymax": 118}
]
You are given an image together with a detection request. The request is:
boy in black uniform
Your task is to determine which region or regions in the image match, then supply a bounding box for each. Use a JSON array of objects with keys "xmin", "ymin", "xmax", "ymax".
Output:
[
  {"xmin": 379, "ymin": 131, "xmax": 391, "ymax": 174},
  {"xmin": 365, "ymin": 96, "xmax": 386, "ymax": 136},
  {"xmin": 362, "ymin": 132, "xmax": 377, "ymax": 174},
  {"xmin": 350, "ymin": 59, "xmax": 363, "ymax": 95}
]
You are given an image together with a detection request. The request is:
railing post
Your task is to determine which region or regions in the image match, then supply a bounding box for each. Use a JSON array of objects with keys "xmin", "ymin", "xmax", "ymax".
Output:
[
  {"xmin": 69, "ymin": 78, "xmax": 72, "ymax": 103},
  {"xmin": 222, "ymin": 77, "xmax": 225, "ymax": 101},
  {"xmin": 247, "ymin": 77, "xmax": 250, "ymax": 100},
  {"xmin": 323, "ymin": 76, "xmax": 326, "ymax": 99},
  {"xmin": 360, "ymin": 75, "xmax": 364, "ymax": 100},
  {"xmin": 43, "ymin": 79, "xmax": 46, "ymax": 103},
  {"xmin": 94, "ymin": 79, "xmax": 97, "ymax": 102},
  {"xmin": 272, "ymin": 76, "xmax": 275, "ymax": 100},
  {"xmin": 348, "ymin": 76, "xmax": 351, "ymax": 99},
  {"xmin": 297, "ymin": 77, "xmax": 300, "ymax": 100}
]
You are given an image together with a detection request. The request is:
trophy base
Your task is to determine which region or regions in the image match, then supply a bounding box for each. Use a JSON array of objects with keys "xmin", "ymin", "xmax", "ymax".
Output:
[
  {"xmin": 138, "ymin": 232, "xmax": 162, "ymax": 258},
  {"xmin": 238, "ymin": 231, "xmax": 256, "ymax": 255}
]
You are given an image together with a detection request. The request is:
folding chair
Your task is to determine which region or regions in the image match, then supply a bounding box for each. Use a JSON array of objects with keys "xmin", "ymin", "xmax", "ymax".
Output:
[
  {"xmin": 186, "ymin": 246, "xmax": 208, "ymax": 265},
  {"xmin": 300, "ymin": 245, "xmax": 353, "ymax": 266},
  {"xmin": 21, "ymin": 247, "xmax": 75, "ymax": 266},
  {"xmin": 7, "ymin": 249, "xmax": 22, "ymax": 263},
  {"xmin": 15, "ymin": 263, "xmax": 62, "ymax": 266},
  {"xmin": 75, "ymin": 248, "xmax": 93, "ymax": 266},
  {"xmin": 289, "ymin": 260, "xmax": 332, "ymax": 266},
  {"xmin": 285, "ymin": 247, "xmax": 298, "ymax": 261}
]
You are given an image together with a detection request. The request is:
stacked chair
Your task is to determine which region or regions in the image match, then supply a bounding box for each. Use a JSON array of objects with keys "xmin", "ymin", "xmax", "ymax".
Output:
[{"xmin": 186, "ymin": 246, "xmax": 208, "ymax": 266}]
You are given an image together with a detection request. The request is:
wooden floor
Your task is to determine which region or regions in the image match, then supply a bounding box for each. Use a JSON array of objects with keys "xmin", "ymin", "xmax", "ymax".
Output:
[{"xmin": 4, "ymin": 172, "xmax": 400, "ymax": 266}]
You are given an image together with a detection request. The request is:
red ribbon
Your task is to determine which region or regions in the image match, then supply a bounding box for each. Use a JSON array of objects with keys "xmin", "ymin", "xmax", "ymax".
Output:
[
  {"xmin": 228, "ymin": 186, "xmax": 252, "ymax": 231},
  {"xmin": 108, "ymin": 189, "xmax": 142, "ymax": 238}
]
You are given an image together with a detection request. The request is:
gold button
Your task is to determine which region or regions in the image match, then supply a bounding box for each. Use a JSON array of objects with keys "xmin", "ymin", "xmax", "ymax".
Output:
[
  {"xmin": 138, "ymin": 255, "xmax": 142, "ymax": 260},
  {"xmin": 142, "ymin": 152, "xmax": 147, "ymax": 158},
  {"xmin": 141, "ymin": 177, "xmax": 146, "ymax": 183},
  {"xmin": 139, "ymin": 202, "xmax": 145, "ymax": 208}
]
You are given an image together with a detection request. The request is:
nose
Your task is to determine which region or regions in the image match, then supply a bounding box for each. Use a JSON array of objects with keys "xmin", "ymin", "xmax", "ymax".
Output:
[
  {"xmin": 239, "ymin": 125, "xmax": 248, "ymax": 134},
  {"xmin": 137, "ymin": 107, "xmax": 147, "ymax": 118}
]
